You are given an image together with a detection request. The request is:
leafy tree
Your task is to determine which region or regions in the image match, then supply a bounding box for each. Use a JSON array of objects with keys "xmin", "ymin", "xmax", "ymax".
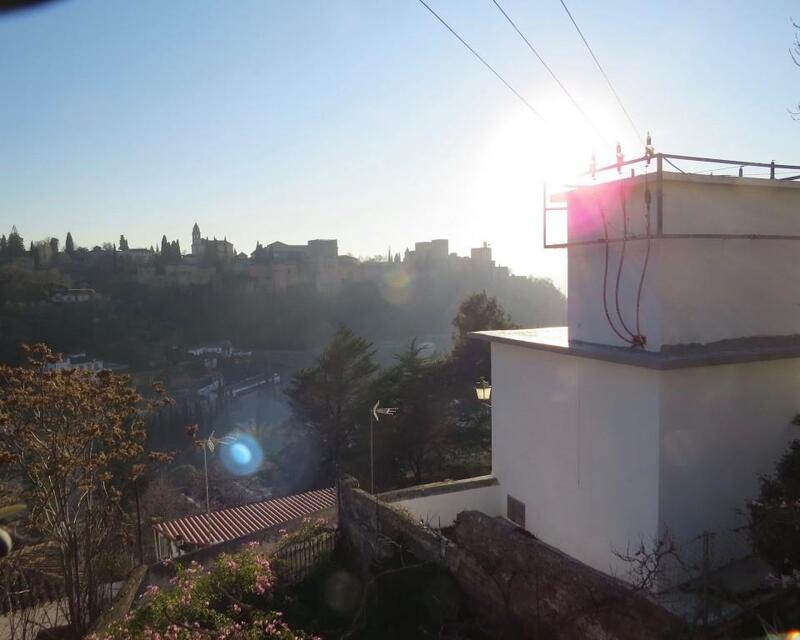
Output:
[
  {"xmin": 7, "ymin": 226, "xmax": 25, "ymax": 259},
  {"xmin": 119, "ymin": 234, "xmax": 129, "ymax": 251},
  {"xmin": 65, "ymin": 231, "xmax": 75, "ymax": 255},
  {"xmin": 749, "ymin": 437, "xmax": 800, "ymax": 574},
  {"xmin": 0, "ymin": 344, "xmax": 172, "ymax": 635},
  {"xmin": 286, "ymin": 327, "xmax": 377, "ymax": 485},
  {"xmin": 451, "ymin": 290, "xmax": 518, "ymax": 388},
  {"xmin": 373, "ymin": 340, "xmax": 450, "ymax": 486},
  {"xmin": 49, "ymin": 236, "xmax": 59, "ymax": 254}
]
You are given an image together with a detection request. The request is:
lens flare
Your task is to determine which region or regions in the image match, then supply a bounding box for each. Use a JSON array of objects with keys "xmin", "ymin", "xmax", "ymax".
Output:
[{"xmin": 220, "ymin": 432, "xmax": 263, "ymax": 476}]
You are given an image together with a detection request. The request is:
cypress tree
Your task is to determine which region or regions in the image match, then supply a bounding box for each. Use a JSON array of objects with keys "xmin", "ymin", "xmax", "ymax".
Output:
[
  {"xmin": 65, "ymin": 232, "xmax": 75, "ymax": 255},
  {"xmin": 7, "ymin": 226, "xmax": 25, "ymax": 258}
]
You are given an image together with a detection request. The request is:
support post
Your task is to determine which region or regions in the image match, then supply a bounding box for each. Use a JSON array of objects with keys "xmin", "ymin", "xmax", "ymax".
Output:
[
  {"xmin": 542, "ymin": 183, "xmax": 547, "ymax": 249},
  {"xmin": 656, "ymin": 154, "xmax": 664, "ymax": 235},
  {"xmin": 203, "ymin": 445, "xmax": 210, "ymax": 514},
  {"xmin": 369, "ymin": 410, "xmax": 374, "ymax": 494}
]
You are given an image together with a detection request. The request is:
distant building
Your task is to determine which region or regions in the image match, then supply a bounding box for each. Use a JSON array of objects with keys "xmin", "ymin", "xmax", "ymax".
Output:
[
  {"xmin": 45, "ymin": 352, "xmax": 127, "ymax": 373},
  {"xmin": 251, "ymin": 238, "xmax": 341, "ymax": 292},
  {"xmin": 470, "ymin": 242, "xmax": 493, "ymax": 264},
  {"xmin": 191, "ymin": 223, "xmax": 235, "ymax": 263},
  {"xmin": 50, "ymin": 288, "xmax": 97, "ymax": 303},
  {"xmin": 120, "ymin": 248, "xmax": 155, "ymax": 264}
]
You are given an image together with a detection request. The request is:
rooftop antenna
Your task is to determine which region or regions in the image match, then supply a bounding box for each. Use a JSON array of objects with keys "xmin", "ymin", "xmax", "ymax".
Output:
[{"xmin": 615, "ymin": 142, "xmax": 624, "ymax": 174}]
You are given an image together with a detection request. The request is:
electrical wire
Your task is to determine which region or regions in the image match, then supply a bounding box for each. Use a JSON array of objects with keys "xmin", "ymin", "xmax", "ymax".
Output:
[
  {"xmin": 598, "ymin": 202, "xmax": 635, "ymax": 345},
  {"xmin": 634, "ymin": 171, "xmax": 652, "ymax": 344},
  {"xmin": 614, "ymin": 191, "xmax": 637, "ymax": 340},
  {"xmin": 416, "ymin": 0, "xmax": 545, "ymax": 121},
  {"xmin": 490, "ymin": 0, "xmax": 613, "ymax": 151},
  {"xmin": 663, "ymin": 158, "xmax": 686, "ymax": 174},
  {"xmin": 558, "ymin": 0, "xmax": 644, "ymax": 146}
]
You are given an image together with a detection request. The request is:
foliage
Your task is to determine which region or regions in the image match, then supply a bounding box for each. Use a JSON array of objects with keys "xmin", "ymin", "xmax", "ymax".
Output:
[
  {"xmin": 283, "ymin": 292, "xmax": 513, "ymax": 492},
  {"xmin": 96, "ymin": 546, "xmax": 318, "ymax": 640},
  {"xmin": 368, "ymin": 340, "xmax": 451, "ymax": 485},
  {"xmin": 0, "ymin": 344, "xmax": 172, "ymax": 635},
  {"xmin": 748, "ymin": 438, "xmax": 800, "ymax": 574},
  {"xmin": 451, "ymin": 290, "xmax": 518, "ymax": 384},
  {"xmin": 286, "ymin": 327, "xmax": 378, "ymax": 485}
]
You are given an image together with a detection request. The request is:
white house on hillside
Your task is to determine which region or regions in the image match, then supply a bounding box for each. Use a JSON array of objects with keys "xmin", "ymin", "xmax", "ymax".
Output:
[{"xmin": 385, "ymin": 156, "xmax": 800, "ymax": 590}]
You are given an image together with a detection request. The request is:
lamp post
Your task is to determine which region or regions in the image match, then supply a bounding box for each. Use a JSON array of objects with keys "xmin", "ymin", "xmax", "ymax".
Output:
[{"xmin": 370, "ymin": 401, "xmax": 398, "ymax": 494}]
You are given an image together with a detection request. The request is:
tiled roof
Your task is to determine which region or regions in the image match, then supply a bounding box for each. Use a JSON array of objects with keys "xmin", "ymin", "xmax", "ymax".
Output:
[{"xmin": 152, "ymin": 487, "xmax": 336, "ymax": 546}]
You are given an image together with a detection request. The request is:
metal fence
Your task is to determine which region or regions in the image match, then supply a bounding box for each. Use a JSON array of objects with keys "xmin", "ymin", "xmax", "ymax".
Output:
[{"xmin": 273, "ymin": 530, "xmax": 335, "ymax": 583}]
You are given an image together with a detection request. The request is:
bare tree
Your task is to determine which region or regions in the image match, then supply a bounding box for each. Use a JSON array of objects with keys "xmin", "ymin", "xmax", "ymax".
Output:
[{"xmin": 0, "ymin": 344, "xmax": 172, "ymax": 636}]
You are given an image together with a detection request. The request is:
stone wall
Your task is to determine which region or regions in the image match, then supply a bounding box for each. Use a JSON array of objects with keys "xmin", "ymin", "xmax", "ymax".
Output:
[{"xmin": 339, "ymin": 479, "xmax": 676, "ymax": 640}]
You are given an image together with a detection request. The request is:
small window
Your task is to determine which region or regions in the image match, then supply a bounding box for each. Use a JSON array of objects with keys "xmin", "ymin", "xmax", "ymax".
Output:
[{"xmin": 507, "ymin": 494, "xmax": 526, "ymax": 528}]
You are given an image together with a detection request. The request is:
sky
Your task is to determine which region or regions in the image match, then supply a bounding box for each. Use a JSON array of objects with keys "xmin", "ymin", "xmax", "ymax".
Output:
[{"xmin": 1, "ymin": 0, "xmax": 798, "ymax": 291}]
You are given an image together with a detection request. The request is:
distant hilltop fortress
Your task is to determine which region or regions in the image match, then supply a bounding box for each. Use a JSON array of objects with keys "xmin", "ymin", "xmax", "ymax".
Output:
[
  {"xmin": 128, "ymin": 224, "xmax": 511, "ymax": 292},
  {"xmin": 8, "ymin": 222, "xmax": 519, "ymax": 295}
]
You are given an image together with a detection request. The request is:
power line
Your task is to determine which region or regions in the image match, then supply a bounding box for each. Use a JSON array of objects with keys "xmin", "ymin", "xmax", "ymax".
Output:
[
  {"xmin": 490, "ymin": 0, "xmax": 613, "ymax": 151},
  {"xmin": 558, "ymin": 0, "xmax": 644, "ymax": 146},
  {"xmin": 416, "ymin": 0, "xmax": 545, "ymax": 121}
]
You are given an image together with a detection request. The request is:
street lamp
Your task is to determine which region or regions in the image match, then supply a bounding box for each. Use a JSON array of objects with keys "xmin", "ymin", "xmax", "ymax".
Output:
[
  {"xmin": 370, "ymin": 401, "xmax": 398, "ymax": 494},
  {"xmin": 475, "ymin": 377, "xmax": 492, "ymax": 403}
]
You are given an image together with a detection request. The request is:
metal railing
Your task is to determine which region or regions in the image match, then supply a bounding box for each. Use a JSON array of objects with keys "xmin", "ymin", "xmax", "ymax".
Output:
[
  {"xmin": 543, "ymin": 153, "xmax": 800, "ymax": 249},
  {"xmin": 273, "ymin": 530, "xmax": 335, "ymax": 583}
]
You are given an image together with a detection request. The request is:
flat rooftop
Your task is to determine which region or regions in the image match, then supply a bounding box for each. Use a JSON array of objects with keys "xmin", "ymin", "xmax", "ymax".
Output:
[{"xmin": 471, "ymin": 327, "xmax": 800, "ymax": 370}]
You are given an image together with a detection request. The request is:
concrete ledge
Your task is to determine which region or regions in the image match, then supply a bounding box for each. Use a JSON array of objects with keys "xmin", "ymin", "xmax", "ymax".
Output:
[
  {"xmin": 378, "ymin": 475, "xmax": 498, "ymax": 502},
  {"xmin": 471, "ymin": 327, "xmax": 800, "ymax": 370}
]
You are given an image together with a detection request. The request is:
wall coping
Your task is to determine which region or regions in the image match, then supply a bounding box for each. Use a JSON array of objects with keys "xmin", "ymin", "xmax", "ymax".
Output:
[
  {"xmin": 471, "ymin": 327, "xmax": 800, "ymax": 370},
  {"xmin": 378, "ymin": 475, "xmax": 498, "ymax": 502}
]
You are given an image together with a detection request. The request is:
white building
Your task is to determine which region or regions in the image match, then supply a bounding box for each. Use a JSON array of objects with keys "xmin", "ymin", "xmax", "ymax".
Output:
[{"xmin": 388, "ymin": 159, "xmax": 800, "ymax": 590}]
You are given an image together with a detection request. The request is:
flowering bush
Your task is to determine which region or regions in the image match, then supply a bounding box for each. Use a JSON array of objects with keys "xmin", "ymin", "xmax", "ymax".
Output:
[{"xmin": 93, "ymin": 548, "xmax": 319, "ymax": 640}]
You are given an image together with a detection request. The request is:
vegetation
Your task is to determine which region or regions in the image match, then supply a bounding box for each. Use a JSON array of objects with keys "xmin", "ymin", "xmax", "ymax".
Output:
[
  {"xmin": 96, "ymin": 546, "xmax": 318, "ymax": 640},
  {"xmin": 748, "ymin": 437, "xmax": 800, "ymax": 575},
  {"xmin": 0, "ymin": 225, "xmax": 565, "ymax": 368},
  {"xmin": 287, "ymin": 327, "xmax": 378, "ymax": 486},
  {"xmin": 280, "ymin": 292, "xmax": 506, "ymax": 493},
  {"xmin": 0, "ymin": 345, "xmax": 172, "ymax": 636}
]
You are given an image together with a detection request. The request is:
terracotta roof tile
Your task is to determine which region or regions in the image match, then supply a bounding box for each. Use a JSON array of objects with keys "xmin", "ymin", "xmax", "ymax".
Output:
[{"xmin": 152, "ymin": 487, "xmax": 335, "ymax": 545}]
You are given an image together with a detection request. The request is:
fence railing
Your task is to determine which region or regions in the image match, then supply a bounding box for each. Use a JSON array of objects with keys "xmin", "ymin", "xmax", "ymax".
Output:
[
  {"xmin": 543, "ymin": 152, "xmax": 800, "ymax": 249},
  {"xmin": 273, "ymin": 530, "xmax": 335, "ymax": 583}
]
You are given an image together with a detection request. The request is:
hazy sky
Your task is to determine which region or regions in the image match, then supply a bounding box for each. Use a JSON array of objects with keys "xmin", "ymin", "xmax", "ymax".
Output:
[{"xmin": 2, "ymin": 0, "xmax": 798, "ymax": 290}]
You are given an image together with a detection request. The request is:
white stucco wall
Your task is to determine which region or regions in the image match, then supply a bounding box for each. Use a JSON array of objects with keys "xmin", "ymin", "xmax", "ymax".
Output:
[
  {"xmin": 658, "ymin": 358, "xmax": 800, "ymax": 570},
  {"xmin": 387, "ymin": 481, "xmax": 501, "ymax": 528},
  {"xmin": 490, "ymin": 342, "xmax": 661, "ymax": 579},
  {"xmin": 567, "ymin": 175, "xmax": 800, "ymax": 350}
]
